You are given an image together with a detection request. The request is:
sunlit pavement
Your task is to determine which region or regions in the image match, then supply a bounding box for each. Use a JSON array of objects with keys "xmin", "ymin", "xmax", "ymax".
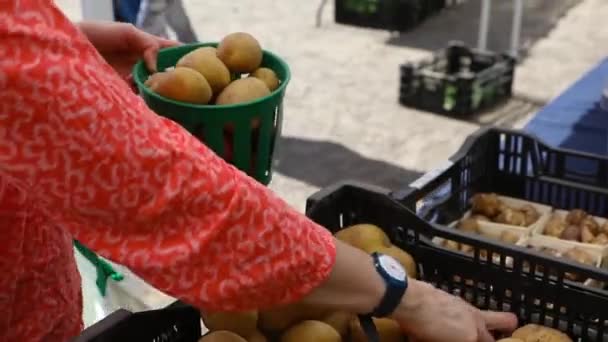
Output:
[{"xmin": 57, "ymin": 0, "xmax": 608, "ymax": 211}]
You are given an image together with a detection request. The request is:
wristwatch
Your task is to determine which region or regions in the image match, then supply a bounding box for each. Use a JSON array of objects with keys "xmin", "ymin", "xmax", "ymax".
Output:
[
  {"xmin": 358, "ymin": 252, "xmax": 409, "ymax": 342},
  {"xmin": 367, "ymin": 252, "xmax": 409, "ymax": 317}
]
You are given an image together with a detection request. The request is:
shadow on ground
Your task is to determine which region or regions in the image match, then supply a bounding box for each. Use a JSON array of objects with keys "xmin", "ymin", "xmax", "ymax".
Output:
[
  {"xmin": 386, "ymin": 0, "xmax": 580, "ymax": 54},
  {"xmin": 418, "ymin": 94, "xmax": 546, "ymax": 127},
  {"xmin": 274, "ymin": 136, "xmax": 422, "ymax": 190}
]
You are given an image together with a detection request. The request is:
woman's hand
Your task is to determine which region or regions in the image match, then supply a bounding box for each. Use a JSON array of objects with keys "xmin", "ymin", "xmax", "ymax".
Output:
[
  {"xmin": 77, "ymin": 21, "xmax": 180, "ymax": 77},
  {"xmin": 301, "ymin": 240, "xmax": 517, "ymax": 342},
  {"xmin": 392, "ymin": 280, "xmax": 518, "ymax": 342}
]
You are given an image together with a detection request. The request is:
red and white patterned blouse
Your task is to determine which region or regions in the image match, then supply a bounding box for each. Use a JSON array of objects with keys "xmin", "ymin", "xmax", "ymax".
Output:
[{"xmin": 0, "ymin": 1, "xmax": 336, "ymax": 341}]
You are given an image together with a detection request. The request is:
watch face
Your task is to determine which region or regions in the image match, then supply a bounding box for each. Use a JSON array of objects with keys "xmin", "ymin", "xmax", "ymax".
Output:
[{"xmin": 378, "ymin": 255, "xmax": 407, "ymax": 281}]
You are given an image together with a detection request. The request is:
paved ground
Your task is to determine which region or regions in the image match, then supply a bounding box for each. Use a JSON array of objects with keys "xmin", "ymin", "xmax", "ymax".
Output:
[{"xmin": 57, "ymin": 0, "xmax": 608, "ymax": 211}]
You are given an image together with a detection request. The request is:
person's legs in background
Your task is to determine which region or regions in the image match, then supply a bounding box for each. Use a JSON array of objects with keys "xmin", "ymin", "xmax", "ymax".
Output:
[
  {"xmin": 136, "ymin": 0, "xmax": 198, "ymax": 43},
  {"xmin": 136, "ymin": 0, "xmax": 170, "ymax": 39},
  {"xmin": 165, "ymin": 0, "xmax": 198, "ymax": 43},
  {"xmin": 114, "ymin": 0, "xmax": 142, "ymax": 24}
]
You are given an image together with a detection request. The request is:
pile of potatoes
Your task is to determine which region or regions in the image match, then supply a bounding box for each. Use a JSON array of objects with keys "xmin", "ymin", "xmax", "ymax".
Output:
[
  {"xmin": 198, "ymin": 309, "xmax": 403, "ymax": 342},
  {"xmin": 197, "ymin": 225, "xmax": 576, "ymax": 342},
  {"xmin": 145, "ymin": 32, "xmax": 280, "ymax": 106},
  {"xmin": 443, "ymin": 218, "xmax": 522, "ymax": 255},
  {"xmin": 543, "ymin": 209, "xmax": 608, "ymax": 245},
  {"xmin": 527, "ymin": 245, "xmax": 596, "ymax": 282},
  {"xmin": 199, "ymin": 224, "xmax": 416, "ymax": 342},
  {"xmin": 441, "ymin": 193, "xmax": 542, "ymax": 258},
  {"xmin": 469, "ymin": 193, "xmax": 541, "ymax": 227},
  {"xmin": 498, "ymin": 323, "xmax": 572, "ymax": 342}
]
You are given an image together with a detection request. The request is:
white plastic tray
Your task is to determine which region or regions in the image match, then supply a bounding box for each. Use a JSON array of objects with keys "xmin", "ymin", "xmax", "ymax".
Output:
[
  {"xmin": 464, "ymin": 195, "xmax": 553, "ymax": 232},
  {"xmin": 532, "ymin": 209, "xmax": 608, "ymax": 254},
  {"xmin": 518, "ymin": 235, "xmax": 608, "ymax": 288}
]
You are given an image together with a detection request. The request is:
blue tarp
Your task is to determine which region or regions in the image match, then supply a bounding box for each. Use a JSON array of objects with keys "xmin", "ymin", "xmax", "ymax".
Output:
[{"xmin": 525, "ymin": 58, "xmax": 608, "ymax": 156}]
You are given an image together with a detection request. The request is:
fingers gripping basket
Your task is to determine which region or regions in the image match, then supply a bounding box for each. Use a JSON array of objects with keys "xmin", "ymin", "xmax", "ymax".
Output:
[
  {"xmin": 133, "ymin": 43, "xmax": 291, "ymax": 185},
  {"xmin": 306, "ymin": 181, "xmax": 608, "ymax": 341}
]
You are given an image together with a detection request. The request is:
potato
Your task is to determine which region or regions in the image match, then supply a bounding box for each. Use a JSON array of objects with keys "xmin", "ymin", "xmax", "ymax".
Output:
[
  {"xmin": 443, "ymin": 240, "xmax": 460, "ymax": 251},
  {"xmin": 200, "ymin": 331, "xmax": 247, "ymax": 342},
  {"xmin": 246, "ymin": 331, "xmax": 267, "ymax": 342},
  {"xmin": 580, "ymin": 216, "xmax": 600, "ymax": 235},
  {"xmin": 458, "ymin": 218, "xmax": 480, "ymax": 234},
  {"xmin": 497, "ymin": 339, "xmax": 524, "ymax": 342},
  {"xmin": 250, "ymin": 68, "xmax": 280, "ymax": 91},
  {"xmin": 544, "ymin": 215, "xmax": 566, "ymax": 238},
  {"xmin": 145, "ymin": 67, "xmax": 213, "ymax": 104},
  {"xmin": 217, "ymin": 32, "xmax": 263, "ymax": 73},
  {"xmin": 471, "ymin": 193, "xmax": 502, "ymax": 218},
  {"xmin": 322, "ymin": 311, "xmax": 353, "ymax": 337},
  {"xmin": 566, "ymin": 209, "xmax": 587, "ymax": 225},
  {"xmin": 562, "ymin": 248, "xmax": 595, "ymax": 282},
  {"xmin": 581, "ymin": 224, "xmax": 595, "ymax": 243},
  {"xmin": 350, "ymin": 317, "xmax": 404, "ymax": 342},
  {"xmin": 537, "ymin": 247, "xmax": 561, "ymax": 258},
  {"xmin": 559, "ymin": 225, "xmax": 581, "ymax": 242},
  {"xmin": 524, "ymin": 329, "xmax": 572, "ymax": 342},
  {"xmin": 176, "ymin": 47, "xmax": 231, "ymax": 93},
  {"xmin": 521, "ymin": 205, "xmax": 540, "ymax": 226},
  {"xmin": 460, "ymin": 244, "xmax": 474, "ymax": 254},
  {"xmin": 512, "ymin": 324, "xmax": 544, "ymax": 339},
  {"xmin": 600, "ymin": 221, "xmax": 608, "ymax": 235},
  {"xmin": 216, "ymin": 78, "xmax": 270, "ymax": 106},
  {"xmin": 563, "ymin": 248, "xmax": 595, "ymax": 266},
  {"xmin": 470, "ymin": 214, "xmax": 491, "ymax": 222},
  {"xmin": 202, "ymin": 311, "xmax": 258, "ymax": 338},
  {"xmin": 499, "ymin": 230, "xmax": 520, "ymax": 244},
  {"xmin": 479, "ymin": 249, "xmax": 489, "ymax": 260},
  {"xmin": 592, "ymin": 233, "xmax": 608, "ymax": 245},
  {"xmin": 258, "ymin": 304, "xmax": 304, "ymax": 333},
  {"xmin": 495, "ymin": 208, "xmax": 526, "ymax": 226},
  {"xmin": 334, "ymin": 224, "xmax": 391, "ymax": 253},
  {"xmin": 280, "ymin": 321, "xmax": 340, "ymax": 342}
]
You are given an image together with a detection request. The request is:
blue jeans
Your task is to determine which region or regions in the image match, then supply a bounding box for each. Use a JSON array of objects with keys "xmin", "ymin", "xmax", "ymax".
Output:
[
  {"xmin": 136, "ymin": 0, "xmax": 198, "ymax": 43},
  {"xmin": 113, "ymin": 0, "xmax": 142, "ymax": 24}
]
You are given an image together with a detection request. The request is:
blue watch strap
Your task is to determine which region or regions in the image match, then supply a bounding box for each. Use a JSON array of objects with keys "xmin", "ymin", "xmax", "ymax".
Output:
[
  {"xmin": 358, "ymin": 314, "xmax": 380, "ymax": 342},
  {"xmin": 369, "ymin": 252, "xmax": 408, "ymax": 318}
]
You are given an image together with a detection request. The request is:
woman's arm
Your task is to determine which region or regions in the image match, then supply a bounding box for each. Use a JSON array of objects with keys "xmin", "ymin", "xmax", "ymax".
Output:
[
  {"xmin": 302, "ymin": 241, "xmax": 517, "ymax": 341},
  {"xmin": 0, "ymin": 4, "xmax": 335, "ymax": 312},
  {"xmin": 1, "ymin": 6, "xmax": 516, "ymax": 340}
]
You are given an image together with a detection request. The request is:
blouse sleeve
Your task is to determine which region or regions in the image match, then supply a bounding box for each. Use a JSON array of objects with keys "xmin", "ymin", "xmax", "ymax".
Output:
[{"xmin": 0, "ymin": 3, "xmax": 336, "ymax": 312}]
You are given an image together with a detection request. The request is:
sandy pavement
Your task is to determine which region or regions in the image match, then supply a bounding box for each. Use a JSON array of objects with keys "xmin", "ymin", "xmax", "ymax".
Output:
[{"xmin": 55, "ymin": 0, "xmax": 608, "ymax": 210}]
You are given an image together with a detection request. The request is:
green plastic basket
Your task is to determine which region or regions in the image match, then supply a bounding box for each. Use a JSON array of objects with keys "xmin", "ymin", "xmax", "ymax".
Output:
[{"xmin": 132, "ymin": 43, "xmax": 291, "ymax": 185}]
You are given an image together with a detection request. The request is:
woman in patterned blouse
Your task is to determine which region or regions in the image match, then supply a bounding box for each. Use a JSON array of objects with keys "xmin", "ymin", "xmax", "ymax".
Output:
[{"xmin": 0, "ymin": 1, "xmax": 516, "ymax": 341}]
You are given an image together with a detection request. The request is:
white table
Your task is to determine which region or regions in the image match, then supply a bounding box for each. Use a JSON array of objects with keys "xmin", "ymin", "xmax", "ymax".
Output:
[{"xmin": 81, "ymin": 0, "xmax": 114, "ymax": 21}]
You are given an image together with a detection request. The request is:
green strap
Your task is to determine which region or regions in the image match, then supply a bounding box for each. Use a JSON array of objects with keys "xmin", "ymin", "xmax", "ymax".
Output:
[{"xmin": 74, "ymin": 240, "xmax": 124, "ymax": 296}]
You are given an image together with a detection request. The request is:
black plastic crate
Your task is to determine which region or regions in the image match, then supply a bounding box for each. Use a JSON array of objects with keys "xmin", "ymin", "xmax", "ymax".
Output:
[
  {"xmin": 400, "ymin": 41, "xmax": 516, "ymax": 116},
  {"xmin": 306, "ymin": 181, "xmax": 608, "ymax": 341},
  {"xmin": 75, "ymin": 300, "xmax": 388, "ymax": 341},
  {"xmin": 72, "ymin": 302, "xmax": 201, "ymax": 342},
  {"xmin": 335, "ymin": 0, "xmax": 423, "ymax": 32},
  {"xmin": 392, "ymin": 127, "xmax": 608, "ymax": 220}
]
